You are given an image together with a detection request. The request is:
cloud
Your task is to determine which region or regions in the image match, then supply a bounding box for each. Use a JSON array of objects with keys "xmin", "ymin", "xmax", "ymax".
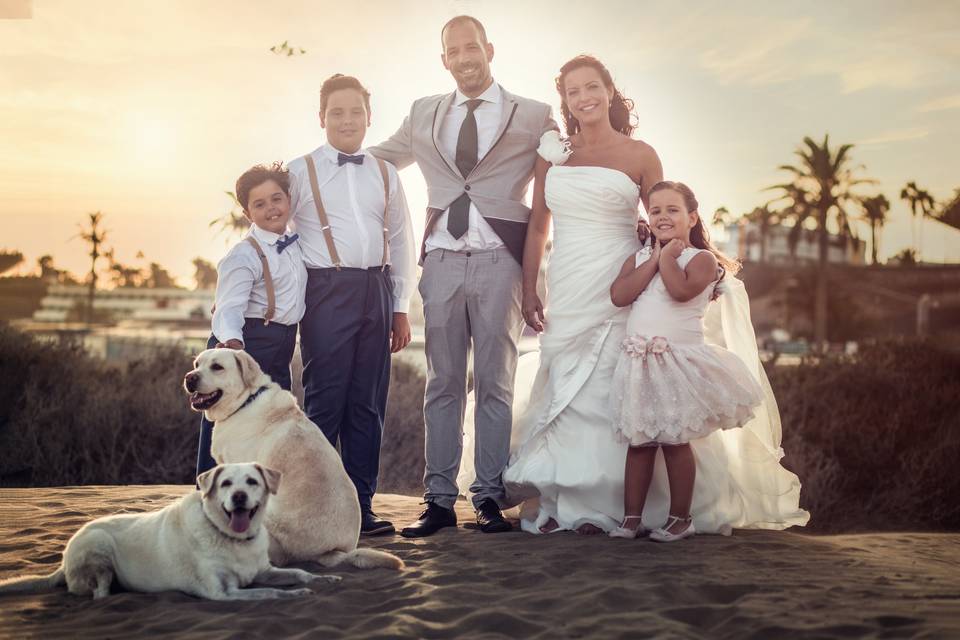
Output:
[
  {"xmin": 857, "ymin": 128, "xmax": 929, "ymax": 146},
  {"xmin": 697, "ymin": 18, "xmax": 813, "ymax": 86},
  {"xmin": 687, "ymin": 4, "xmax": 959, "ymax": 94},
  {"xmin": 916, "ymin": 94, "xmax": 960, "ymax": 113},
  {"xmin": 833, "ymin": 52, "xmax": 931, "ymax": 94}
]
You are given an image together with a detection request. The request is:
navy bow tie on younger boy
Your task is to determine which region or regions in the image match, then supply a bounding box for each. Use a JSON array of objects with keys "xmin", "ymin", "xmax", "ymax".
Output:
[
  {"xmin": 338, "ymin": 153, "xmax": 365, "ymax": 166},
  {"xmin": 275, "ymin": 233, "xmax": 299, "ymax": 254}
]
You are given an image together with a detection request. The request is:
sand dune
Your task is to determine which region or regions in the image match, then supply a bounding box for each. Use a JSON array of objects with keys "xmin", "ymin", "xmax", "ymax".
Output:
[{"xmin": 0, "ymin": 486, "xmax": 957, "ymax": 639}]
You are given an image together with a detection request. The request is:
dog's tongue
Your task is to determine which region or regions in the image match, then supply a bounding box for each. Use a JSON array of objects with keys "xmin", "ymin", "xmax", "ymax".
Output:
[{"xmin": 229, "ymin": 509, "xmax": 251, "ymax": 533}]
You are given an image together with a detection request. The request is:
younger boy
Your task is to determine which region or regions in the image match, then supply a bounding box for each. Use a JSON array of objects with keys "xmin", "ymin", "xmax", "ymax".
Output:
[{"xmin": 195, "ymin": 162, "xmax": 307, "ymax": 477}]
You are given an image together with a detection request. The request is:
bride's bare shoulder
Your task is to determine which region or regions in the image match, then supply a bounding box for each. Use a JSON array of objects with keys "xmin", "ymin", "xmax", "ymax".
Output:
[{"xmin": 627, "ymin": 137, "xmax": 658, "ymax": 160}]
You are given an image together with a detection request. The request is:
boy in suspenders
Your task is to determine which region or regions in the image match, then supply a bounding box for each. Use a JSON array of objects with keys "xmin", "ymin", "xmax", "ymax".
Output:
[
  {"xmin": 195, "ymin": 163, "xmax": 307, "ymax": 477},
  {"xmin": 287, "ymin": 75, "xmax": 416, "ymax": 536}
]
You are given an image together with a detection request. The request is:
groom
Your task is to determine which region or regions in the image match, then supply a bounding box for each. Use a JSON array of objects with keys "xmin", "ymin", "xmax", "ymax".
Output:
[{"xmin": 370, "ymin": 15, "xmax": 556, "ymax": 536}]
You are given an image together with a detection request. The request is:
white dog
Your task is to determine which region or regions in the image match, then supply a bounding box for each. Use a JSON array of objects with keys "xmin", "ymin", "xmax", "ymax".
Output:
[
  {"xmin": 0, "ymin": 463, "xmax": 340, "ymax": 600},
  {"xmin": 184, "ymin": 349, "xmax": 403, "ymax": 571}
]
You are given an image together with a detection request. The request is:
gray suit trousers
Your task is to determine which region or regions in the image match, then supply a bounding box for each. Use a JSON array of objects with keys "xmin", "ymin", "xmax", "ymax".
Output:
[{"xmin": 419, "ymin": 248, "xmax": 524, "ymax": 509}]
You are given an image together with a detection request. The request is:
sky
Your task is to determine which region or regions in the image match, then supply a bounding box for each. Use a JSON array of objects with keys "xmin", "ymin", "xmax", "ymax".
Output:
[{"xmin": 2, "ymin": 0, "xmax": 959, "ymax": 283}]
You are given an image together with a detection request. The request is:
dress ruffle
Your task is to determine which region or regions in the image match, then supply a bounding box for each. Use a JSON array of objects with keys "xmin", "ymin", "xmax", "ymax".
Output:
[{"xmin": 611, "ymin": 335, "xmax": 764, "ymax": 446}]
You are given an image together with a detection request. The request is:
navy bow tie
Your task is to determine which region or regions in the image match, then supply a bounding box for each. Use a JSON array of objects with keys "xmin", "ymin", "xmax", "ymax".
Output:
[
  {"xmin": 276, "ymin": 233, "xmax": 299, "ymax": 254},
  {"xmin": 338, "ymin": 152, "xmax": 364, "ymax": 166}
]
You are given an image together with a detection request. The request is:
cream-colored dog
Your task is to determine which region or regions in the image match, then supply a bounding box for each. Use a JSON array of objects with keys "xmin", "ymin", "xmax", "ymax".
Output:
[
  {"xmin": 0, "ymin": 463, "xmax": 339, "ymax": 600},
  {"xmin": 184, "ymin": 348, "xmax": 403, "ymax": 570}
]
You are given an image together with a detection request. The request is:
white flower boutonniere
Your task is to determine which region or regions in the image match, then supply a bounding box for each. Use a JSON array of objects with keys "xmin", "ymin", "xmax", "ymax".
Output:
[{"xmin": 537, "ymin": 130, "xmax": 572, "ymax": 166}]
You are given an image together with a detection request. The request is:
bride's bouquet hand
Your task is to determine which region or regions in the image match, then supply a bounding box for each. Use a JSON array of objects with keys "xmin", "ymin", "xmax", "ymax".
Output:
[
  {"xmin": 522, "ymin": 292, "xmax": 546, "ymax": 333},
  {"xmin": 637, "ymin": 219, "xmax": 651, "ymax": 246}
]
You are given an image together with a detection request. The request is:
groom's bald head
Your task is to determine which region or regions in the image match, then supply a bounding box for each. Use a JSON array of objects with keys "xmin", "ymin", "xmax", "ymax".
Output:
[{"xmin": 440, "ymin": 15, "xmax": 487, "ymax": 48}]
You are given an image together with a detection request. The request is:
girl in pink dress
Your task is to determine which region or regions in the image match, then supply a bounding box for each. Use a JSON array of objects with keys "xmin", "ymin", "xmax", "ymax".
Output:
[{"xmin": 608, "ymin": 181, "xmax": 764, "ymax": 542}]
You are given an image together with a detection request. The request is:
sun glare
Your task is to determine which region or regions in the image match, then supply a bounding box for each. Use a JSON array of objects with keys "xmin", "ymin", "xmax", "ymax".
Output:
[{"xmin": 125, "ymin": 114, "xmax": 177, "ymax": 164}]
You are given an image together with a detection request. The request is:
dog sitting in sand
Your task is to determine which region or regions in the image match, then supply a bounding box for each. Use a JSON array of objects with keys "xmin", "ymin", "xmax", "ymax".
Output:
[
  {"xmin": 184, "ymin": 348, "xmax": 404, "ymax": 570},
  {"xmin": 0, "ymin": 463, "xmax": 339, "ymax": 600}
]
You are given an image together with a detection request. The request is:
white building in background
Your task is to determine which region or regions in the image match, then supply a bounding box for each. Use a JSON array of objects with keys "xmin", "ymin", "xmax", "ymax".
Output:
[
  {"xmin": 717, "ymin": 221, "xmax": 866, "ymax": 265},
  {"xmin": 32, "ymin": 284, "xmax": 213, "ymax": 323}
]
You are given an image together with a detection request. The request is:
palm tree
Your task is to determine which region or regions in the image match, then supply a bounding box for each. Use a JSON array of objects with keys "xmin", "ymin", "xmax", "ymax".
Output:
[
  {"xmin": 769, "ymin": 182, "xmax": 814, "ymax": 264},
  {"xmin": 899, "ymin": 182, "xmax": 935, "ymax": 261},
  {"xmin": 712, "ymin": 206, "xmax": 731, "ymax": 227},
  {"xmin": 744, "ymin": 206, "xmax": 779, "ymax": 262},
  {"xmin": 937, "ymin": 188, "xmax": 960, "ymax": 230},
  {"xmin": 860, "ymin": 194, "xmax": 890, "ymax": 265},
  {"xmin": 77, "ymin": 212, "xmax": 108, "ymax": 324},
  {"xmin": 209, "ymin": 191, "xmax": 250, "ymax": 238},
  {"xmin": 936, "ymin": 188, "xmax": 960, "ymax": 229},
  {"xmin": 104, "ymin": 248, "xmax": 144, "ymax": 288},
  {"xmin": 0, "ymin": 251, "xmax": 23, "ymax": 275},
  {"xmin": 768, "ymin": 135, "xmax": 870, "ymax": 345},
  {"xmin": 192, "ymin": 257, "xmax": 218, "ymax": 290}
]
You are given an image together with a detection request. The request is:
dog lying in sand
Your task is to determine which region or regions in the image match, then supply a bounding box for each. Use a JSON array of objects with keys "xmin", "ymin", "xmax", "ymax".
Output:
[
  {"xmin": 184, "ymin": 348, "xmax": 404, "ymax": 571},
  {"xmin": 0, "ymin": 463, "xmax": 339, "ymax": 600}
]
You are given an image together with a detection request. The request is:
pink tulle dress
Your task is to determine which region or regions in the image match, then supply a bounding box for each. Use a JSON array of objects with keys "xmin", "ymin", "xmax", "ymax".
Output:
[{"xmin": 611, "ymin": 247, "xmax": 764, "ymax": 446}]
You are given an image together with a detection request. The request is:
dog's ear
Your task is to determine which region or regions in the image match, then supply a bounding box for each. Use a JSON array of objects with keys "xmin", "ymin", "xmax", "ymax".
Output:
[
  {"xmin": 197, "ymin": 466, "xmax": 224, "ymax": 500},
  {"xmin": 232, "ymin": 350, "xmax": 262, "ymax": 389},
  {"xmin": 254, "ymin": 463, "xmax": 282, "ymax": 495}
]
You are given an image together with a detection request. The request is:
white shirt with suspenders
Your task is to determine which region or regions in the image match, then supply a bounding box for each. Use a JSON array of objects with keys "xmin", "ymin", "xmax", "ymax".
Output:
[
  {"xmin": 211, "ymin": 224, "xmax": 308, "ymax": 345},
  {"xmin": 287, "ymin": 144, "xmax": 416, "ymax": 313}
]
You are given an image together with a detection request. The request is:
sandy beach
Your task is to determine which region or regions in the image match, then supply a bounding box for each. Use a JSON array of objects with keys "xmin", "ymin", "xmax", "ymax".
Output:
[{"xmin": 0, "ymin": 486, "xmax": 957, "ymax": 639}]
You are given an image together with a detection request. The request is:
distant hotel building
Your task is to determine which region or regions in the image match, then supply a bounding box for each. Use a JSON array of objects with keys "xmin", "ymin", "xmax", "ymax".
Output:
[
  {"xmin": 717, "ymin": 221, "xmax": 866, "ymax": 265},
  {"xmin": 32, "ymin": 284, "xmax": 213, "ymax": 324}
]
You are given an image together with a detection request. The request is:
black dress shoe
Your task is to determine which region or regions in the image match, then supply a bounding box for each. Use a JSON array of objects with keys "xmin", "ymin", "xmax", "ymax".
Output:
[
  {"xmin": 400, "ymin": 503, "xmax": 457, "ymax": 538},
  {"xmin": 475, "ymin": 498, "xmax": 512, "ymax": 533},
  {"xmin": 360, "ymin": 510, "xmax": 395, "ymax": 536}
]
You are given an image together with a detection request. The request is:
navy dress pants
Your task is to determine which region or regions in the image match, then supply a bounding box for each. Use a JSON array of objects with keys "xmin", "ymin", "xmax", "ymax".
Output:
[
  {"xmin": 195, "ymin": 318, "xmax": 298, "ymax": 477},
  {"xmin": 299, "ymin": 266, "xmax": 392, "ymax": 512}
]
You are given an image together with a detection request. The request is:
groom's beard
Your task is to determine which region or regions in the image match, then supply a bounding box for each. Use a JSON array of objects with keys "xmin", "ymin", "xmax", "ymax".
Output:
[{"xmin": 453, "ymin": 65, "xmax": 491, "ymax": 95}]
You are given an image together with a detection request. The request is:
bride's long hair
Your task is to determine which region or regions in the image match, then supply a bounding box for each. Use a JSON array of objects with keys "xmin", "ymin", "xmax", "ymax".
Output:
[
  {"xmin": 648, "ymin": 181, "xmax": 740, "ymax": 299},
  {"xmin": 556, "ymin": 55, "xmax": 637, "ymax": 137}
]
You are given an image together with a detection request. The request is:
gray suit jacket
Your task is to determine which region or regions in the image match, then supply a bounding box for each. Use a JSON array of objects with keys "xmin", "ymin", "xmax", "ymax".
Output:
[{"xmin": 369, "ymin": 85, "xmax": 556, "ymax": 264}]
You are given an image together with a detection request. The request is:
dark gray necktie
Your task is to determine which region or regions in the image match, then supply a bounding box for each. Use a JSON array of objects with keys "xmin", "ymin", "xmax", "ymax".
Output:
[{"xmin": 448, "ymin": 98, "xmax": 483, "ymax": 239}]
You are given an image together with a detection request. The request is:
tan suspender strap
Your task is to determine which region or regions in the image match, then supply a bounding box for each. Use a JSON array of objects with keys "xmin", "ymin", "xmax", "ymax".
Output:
[
  {"xmin": 304, "ymin": 154, "xmax": 342, "ymax": 270},
  {"xmin": 376, "ymin": 157, "xmax": 390, "ymax": 270},
  {"xmin": 244, "ymin": 236, "xmax": 275, "ymax": 324}
]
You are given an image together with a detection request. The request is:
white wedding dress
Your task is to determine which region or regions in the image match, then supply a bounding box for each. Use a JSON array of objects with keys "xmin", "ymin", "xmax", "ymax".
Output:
[{"xmin": 457, "ymin": 164, "xmax": 809, "ymax": 535}]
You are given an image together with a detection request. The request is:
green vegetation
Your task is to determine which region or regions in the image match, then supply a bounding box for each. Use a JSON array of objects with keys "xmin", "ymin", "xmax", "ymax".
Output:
[
  {"xmin": 770, "ymin": 339, "xmax": 960, "ymax": 532},
  {"xmin": 0, "ymin": 324, "xmax": 424, "ymax": 495},
  {"xmin": 1, "ymin": 324, "xmax": 957, "ymax": 533}
]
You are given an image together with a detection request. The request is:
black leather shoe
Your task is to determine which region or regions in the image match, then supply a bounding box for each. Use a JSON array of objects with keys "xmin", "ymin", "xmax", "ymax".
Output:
[
  {"xmin": 400, "ymin": 503, "xmax": 457, "ymax": 538},
  {"xmin": 475, "ymin": 498, "xmax": 512, "ymax": 533},
  {"xmin": 360, "ymin": 510, "xmax": 395, "ymax": 536}
]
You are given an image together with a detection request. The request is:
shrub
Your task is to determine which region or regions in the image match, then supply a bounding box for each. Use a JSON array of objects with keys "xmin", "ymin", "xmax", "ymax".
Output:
[
  {"xmin": 0, "ymin": 325, "xmax": 198, "ymax": 485},
  {"xmin": 378, "ymin": 358, "xmax": 426, "ymax": 495},
  {"xmin": 770, "ymin": 339, "xmax": 960, "ymax": 532},
  {"xmin": 0, "ymin": 324, "xmax": 428, "ymax": 493}
]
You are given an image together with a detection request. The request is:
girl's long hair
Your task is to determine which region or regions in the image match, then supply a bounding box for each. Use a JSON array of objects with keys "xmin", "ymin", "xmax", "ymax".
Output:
[
  {"xmin": 648, "ymin": 181, "xmax": 740, "ymax": 299},
  {"xmin": 556, "ymin": 55, "xmax": 636, "ymax": 137}
]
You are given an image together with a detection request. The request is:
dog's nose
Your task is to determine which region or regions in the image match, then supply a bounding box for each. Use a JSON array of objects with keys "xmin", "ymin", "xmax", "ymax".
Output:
[
  {"xmin": 184, "ymin": 372, "xmax": 199, "ymax": 392},
  {"xmin": 231, "ymin": 491, "xmax": 248, "ymax": 507}
]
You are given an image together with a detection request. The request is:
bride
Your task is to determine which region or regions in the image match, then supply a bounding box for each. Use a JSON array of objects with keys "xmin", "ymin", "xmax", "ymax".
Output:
[{"xmin": 460, "ymin": 55, "xmax": 807, "ymax": 535}]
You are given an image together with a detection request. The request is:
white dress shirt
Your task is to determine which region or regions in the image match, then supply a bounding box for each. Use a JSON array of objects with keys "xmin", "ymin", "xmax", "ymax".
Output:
[
  {"xmin": 212, "ymin": 224, "xmax": 308, "ymax": 344},
  {"xmin": 425, "ymin": 81, "xmax": 506, "ymax": 253},
  {"xmin": 288, "ymin": 144, "xmax": 416, "ymax": 313}
]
